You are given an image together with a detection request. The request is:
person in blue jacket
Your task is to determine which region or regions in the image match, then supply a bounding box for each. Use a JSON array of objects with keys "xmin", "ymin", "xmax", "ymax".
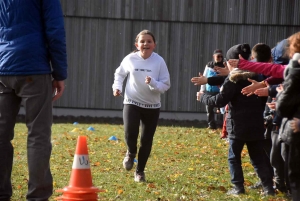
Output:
[
  {"xmin": 199, "ymin": 49, "xmax": 225, "ymax": 129},
  {"xmin": 0, "ymin": 0, "xmax": 68, "ymax": 200}
]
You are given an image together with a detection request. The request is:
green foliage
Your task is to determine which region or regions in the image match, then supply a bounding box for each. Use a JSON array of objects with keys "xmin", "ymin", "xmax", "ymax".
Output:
[{"xmin": 11, "ymin": 123, "xmax": 290, "ymax": 201}]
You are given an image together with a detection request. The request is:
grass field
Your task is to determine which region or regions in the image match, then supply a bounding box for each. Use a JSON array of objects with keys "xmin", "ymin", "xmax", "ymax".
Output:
[{"xmin": 10, "ymin": 123, "xmax": 291, "ymax": 201}]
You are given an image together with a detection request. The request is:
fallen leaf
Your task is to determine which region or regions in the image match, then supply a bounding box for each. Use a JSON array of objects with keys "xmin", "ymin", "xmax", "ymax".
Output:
[{"xmin": 147, "ymin": 183, "xmax": 156, "ymax": 188}]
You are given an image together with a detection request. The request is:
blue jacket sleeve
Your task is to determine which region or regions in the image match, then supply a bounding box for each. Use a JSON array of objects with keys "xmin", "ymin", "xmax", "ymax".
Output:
[{"xmin": 42, "ymin": 0, "xmax": 68, "ymax": 81}]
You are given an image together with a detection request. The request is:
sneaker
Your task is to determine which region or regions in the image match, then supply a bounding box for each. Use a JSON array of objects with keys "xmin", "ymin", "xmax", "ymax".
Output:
[
  {"xmin": 263, "ymin": 186, "xmax": 275, "ymax": 196},
  {"xmin": 249, "ymin": 181, "xmax": 262, "ymax": 189},
  {"xmin": 134, "ymin": 172, "xmax": 146, "ymax": 182},
  {"xmin": 274, "ymin": 182, "xmax": 287, "ymax": 193},
  {"xmin": 226, "ymin": 187, "xmax": 245, "ymax": 195},
  {"xmin": 207, "ymin": 126, "xmax": 217, "ymax": 130},
  {"xmin": 285, "ymin": 190, "xmax": 292, "ymax": 198},
  {"xmin": 123, "ymin": 151, "xmax": 134, "ymax": 171}
]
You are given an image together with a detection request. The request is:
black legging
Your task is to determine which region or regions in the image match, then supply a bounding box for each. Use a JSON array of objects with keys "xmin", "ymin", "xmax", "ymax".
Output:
[{"xmin": 123, "ymin": 104, "xmax": 160, "ymax": 173}]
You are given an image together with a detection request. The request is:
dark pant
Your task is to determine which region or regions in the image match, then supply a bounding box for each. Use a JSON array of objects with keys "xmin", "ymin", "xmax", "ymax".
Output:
[
  {"xmin": 270, "ymin": 131, "xmax": 289, "ymax": 190},
  {"xmin": 228, "ymin": 139, "xmax": 274, "ymax": 189},
  {"xmin": 262, "ymin": 138, "xmax": 274, "ymax": 178},
  {"xmin": 123, "ymin": 104, "xmax": 160, "ymax": 173},
  {"xmin": 283, "ymin": 142, "xmax": 300, "ymax": 200},
  {"xmin": 206, "ymin": 105, "xmax": 216, "ymax": 129},
  {"xmin": 205, "ymin": 92, "xmax": 218, "ymax": 129},
  {"xmin": 0, "ymin": 75, "xmax": 53, "ymax": 201}
]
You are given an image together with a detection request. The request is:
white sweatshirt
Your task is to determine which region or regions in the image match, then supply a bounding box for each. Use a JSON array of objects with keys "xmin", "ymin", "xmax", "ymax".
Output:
[{"xmin": 112, "ymin": 52, "xmax": 170, "ymax": 108}]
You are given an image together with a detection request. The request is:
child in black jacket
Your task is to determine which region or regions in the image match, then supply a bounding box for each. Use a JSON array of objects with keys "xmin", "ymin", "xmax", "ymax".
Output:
[{"xmin": 199, "ymin": 44, "xmax": 275, "ymax": 196}]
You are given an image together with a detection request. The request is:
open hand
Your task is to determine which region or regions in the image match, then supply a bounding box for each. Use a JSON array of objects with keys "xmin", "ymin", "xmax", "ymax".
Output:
[
  {"xmin": 196, "ymin": 91, "xmax": 204, "ymax": 101},
  {"xmin": 228, "ymin": 54, "xmax": 247, "ymax": 68},
  {"xmin": 241, "ymin": 78, "xmax": 265, "ymax": 96},
  {"xmin": 254, "ymin": 87, "xmax": 269, "ymax": 96},
  {"xmin": 214, "ymin": 65, "xmax": 229, "ymax": 76},
  {"xmin": 191, "ymin": 72, "xmax": 208, "ymax": 85}
]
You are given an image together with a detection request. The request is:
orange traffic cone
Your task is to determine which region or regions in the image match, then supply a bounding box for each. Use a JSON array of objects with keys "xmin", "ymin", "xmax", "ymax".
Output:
[{"xmin": 56, "ymin": 136, "xmax": 104, "ymax": 200}]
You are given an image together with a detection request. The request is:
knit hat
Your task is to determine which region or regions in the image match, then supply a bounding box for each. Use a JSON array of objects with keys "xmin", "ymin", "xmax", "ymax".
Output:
[
  {"xmin": 213, "ymin": 49, "xmax": 223, "ymax": 55},
  {"xmin": 226, "ymin": 44, "xmax": 251, "ymax": 60}
]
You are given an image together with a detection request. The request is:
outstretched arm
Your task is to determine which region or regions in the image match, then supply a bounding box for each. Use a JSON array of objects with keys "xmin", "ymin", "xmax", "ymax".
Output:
[
  {"xmin": 200, "ymin": 78, "xmax": 236, "ymax": 108},
  {"xmin": 241, "ymin": 78, "xmax": 266, "ymax": 96},
  {"xmin": 228, "ymin": 55, "xmax": 286, "ymax": 78},
  {"xmin": 191, "ymin": 72, "xmax": 208, "ymax": 86},
  {"xmin": 214, "ymin": 62, "xmax": 230, "ymax": 76}
]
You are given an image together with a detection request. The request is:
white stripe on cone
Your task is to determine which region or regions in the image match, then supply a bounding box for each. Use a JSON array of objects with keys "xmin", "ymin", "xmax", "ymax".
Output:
[{"xmin": 72, "ymin": 154, "xmax": 90, "ymax": 169}]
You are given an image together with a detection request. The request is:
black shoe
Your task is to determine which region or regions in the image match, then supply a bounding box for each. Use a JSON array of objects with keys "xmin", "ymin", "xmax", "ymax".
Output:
[
  {"xmin": 249, "ymin": 181, "xmax": 262, "ymax": 189},
  {"xmin": 207, "ymin": 126, "xmax": 217, "ymax": 130},
  {"xmin": 274, "ymin": 182, "xmax": 287, "ymax": 193},
  {"xmin": 227, "ymin": 187, "xmax": 245, "ymax": 195},
  {"xmin": 263, "ymin": 186, "xmax": 275, "ymax": 196},
  {"xmin": 285, "ymin": 190, "xmax": 292, "ymax": 198},
  {"xmin": 275, "ymin": 186, "xmax": 287, "ymax": 193}
]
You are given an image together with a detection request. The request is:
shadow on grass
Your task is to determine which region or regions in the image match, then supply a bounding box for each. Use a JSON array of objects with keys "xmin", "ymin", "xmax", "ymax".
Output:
[{"xmin": 17, "ymin": 115, "xmax": 208, "ymax": 128}]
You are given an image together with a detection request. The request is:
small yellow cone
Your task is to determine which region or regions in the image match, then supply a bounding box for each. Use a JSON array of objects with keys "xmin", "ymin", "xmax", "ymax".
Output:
[{"xmin": 71, "ymin": 128, "xmax": 80, "ymax": 132}]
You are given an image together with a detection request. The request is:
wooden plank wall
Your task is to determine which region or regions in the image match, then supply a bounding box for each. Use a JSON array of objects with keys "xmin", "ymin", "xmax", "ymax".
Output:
[{"xmin": 55, "ymin": 0, "xmax": 300, "ymax": 112}]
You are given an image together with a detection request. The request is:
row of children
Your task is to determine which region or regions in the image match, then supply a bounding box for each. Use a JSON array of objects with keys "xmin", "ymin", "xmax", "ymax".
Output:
[{"xmin": 191, "ymin": 31, "xmax": 300, "ymax": 200}]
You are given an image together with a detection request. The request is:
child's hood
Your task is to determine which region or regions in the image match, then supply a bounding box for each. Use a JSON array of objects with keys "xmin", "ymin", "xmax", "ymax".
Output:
[{"xmin": 229, "ymin": 69, "xmax": 257, "ymax": 83}]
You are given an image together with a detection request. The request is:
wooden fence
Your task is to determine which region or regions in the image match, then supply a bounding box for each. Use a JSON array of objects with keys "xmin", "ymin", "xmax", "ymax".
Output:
[{"xmin": 55, "ymin": 0, "xmax": 300, "ymax": 112}]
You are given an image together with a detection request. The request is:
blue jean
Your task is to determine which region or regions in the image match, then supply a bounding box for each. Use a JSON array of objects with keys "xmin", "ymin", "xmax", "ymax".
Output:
[
  {"xmin": 0, "ymin": 75, "xmax": 53, "ymax": 201},
  {"xmin": 228, "ymin": 139, "xmax": 274, "ymax": 189}
]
